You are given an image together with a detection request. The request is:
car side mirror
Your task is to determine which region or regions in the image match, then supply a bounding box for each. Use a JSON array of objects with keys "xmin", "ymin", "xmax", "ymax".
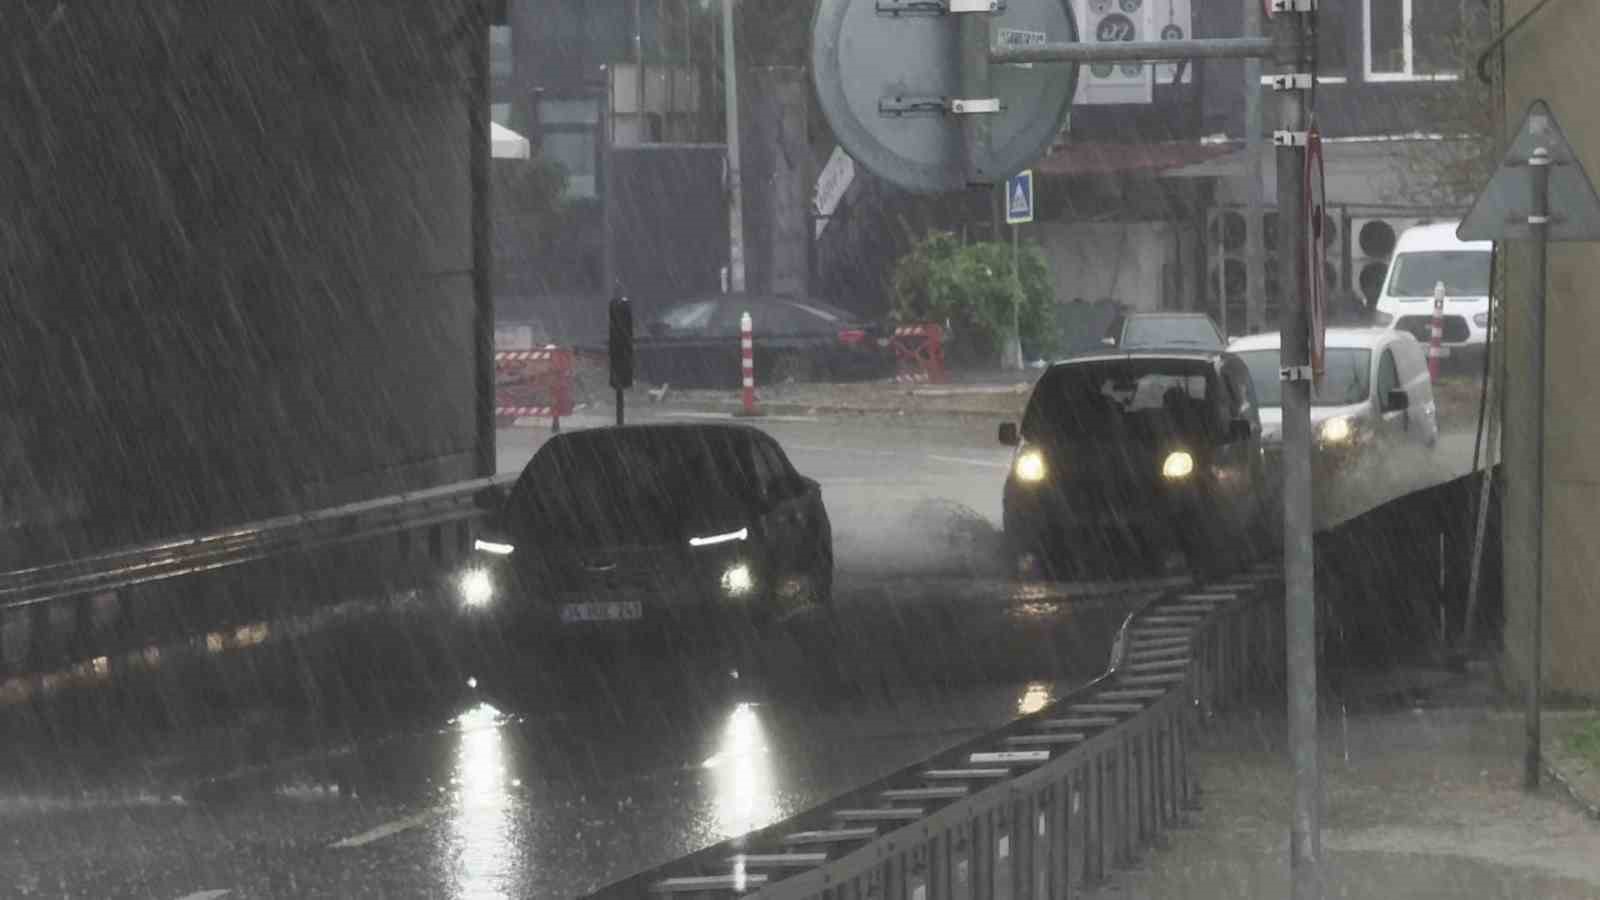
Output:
[
  {"xmin": 1101, "ymin": 336, "xmax": 1118, "ymax": 347},
  {"xmin": 1228, "ymin": 418, "xmax": 1253, "ymax": 443},
  {"xmin": 998, "ymin": 422, "xmax": 1020, "ymax": 447},
  {"xmin": 1383, "ymin": 389, "xmax": 1409, "ymax": 413}
]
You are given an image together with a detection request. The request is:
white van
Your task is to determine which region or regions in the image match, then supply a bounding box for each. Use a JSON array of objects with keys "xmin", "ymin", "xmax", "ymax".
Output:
[{"xmin": 1373, "ymin": 222, "xmax": 1493, "ymax": 359}]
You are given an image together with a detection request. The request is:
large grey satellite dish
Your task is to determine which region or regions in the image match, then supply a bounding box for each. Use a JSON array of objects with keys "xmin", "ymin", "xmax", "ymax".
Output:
[{"xmin": 813, "ymin": 0, "xmax": 1079, "ymax": 194}]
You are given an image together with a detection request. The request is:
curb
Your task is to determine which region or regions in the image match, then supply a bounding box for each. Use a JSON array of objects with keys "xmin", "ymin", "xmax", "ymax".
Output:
[{"xmin": 1543, "ymin": 756, "xmax": 1600, "ymax": 822}]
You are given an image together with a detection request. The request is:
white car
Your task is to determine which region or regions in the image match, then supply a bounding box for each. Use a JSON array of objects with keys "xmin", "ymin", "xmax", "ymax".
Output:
[
  {"xmin": 1227, "ymin": 328, "xmax": 1439, "ymax": 501},
  {"xmin": 1373, "ymin": 222, "xmax": 1493, "ymax": 363}
]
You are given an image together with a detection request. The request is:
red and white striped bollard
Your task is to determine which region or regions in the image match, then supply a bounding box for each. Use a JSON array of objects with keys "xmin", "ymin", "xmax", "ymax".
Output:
[
  {"xmin": 1428, "ymin": 280, "xmax": 1446, "ymax": 380},
  {"xmin": 740, "ymin": 310, "xmax": 759, "ymax": 416}
]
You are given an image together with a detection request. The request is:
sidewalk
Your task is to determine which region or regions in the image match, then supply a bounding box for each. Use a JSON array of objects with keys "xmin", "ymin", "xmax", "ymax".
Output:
[{"xmin": 1087, "ymin": 672, "xmax": 1600, "ymax": 899}]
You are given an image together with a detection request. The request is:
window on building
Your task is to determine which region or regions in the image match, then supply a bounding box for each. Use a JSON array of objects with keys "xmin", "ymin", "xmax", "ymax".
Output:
[
  {"xmin": 1365, "ymin": 0, "xmax": 1479, "ymax": 80},
  {"xmin": 538, "ymin": 97, "xmax": 601, "ymax": 199},
  {"xmin": 1313, "ymin": 2, "xmax": 1348, "ymax": 77},
  {"xmin": 490, "ymin": 25, "xmax": 513, "ymax": 84}
]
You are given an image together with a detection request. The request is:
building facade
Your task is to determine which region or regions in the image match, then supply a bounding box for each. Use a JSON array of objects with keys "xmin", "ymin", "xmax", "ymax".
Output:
[{"xmin": 1497, "ymin": 0, "xmax": 1600, "ymax": 697}]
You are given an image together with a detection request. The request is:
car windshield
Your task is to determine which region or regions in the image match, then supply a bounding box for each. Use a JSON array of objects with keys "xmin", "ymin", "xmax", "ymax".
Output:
[
  {"xmin": 510, "ymin": 429, "xmax": 757, "ymax": 545},
  {"xmin": 659, "ymin": 299, "xmax": 718, "ymax": 331},
  {"xmin": 1023, "ymin": 359, "xmax": 1216, "ymax": 441},
  {"xmin": 1385, "ymin": 251, "xmax": 1491, "ymax": 298},
  {"xmin": 1122, "ymin": 316, "xmax": 1224, "ymax": 349},
  {"xmin": 1237, "ymin": 347, "xmax": 1373, "ymax": 407}
]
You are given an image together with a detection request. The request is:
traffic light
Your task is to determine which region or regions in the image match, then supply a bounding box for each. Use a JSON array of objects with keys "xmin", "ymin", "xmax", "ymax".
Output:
[{"xmin": 609, "ymin": 296, "xmax": 634, "ymax": 390}]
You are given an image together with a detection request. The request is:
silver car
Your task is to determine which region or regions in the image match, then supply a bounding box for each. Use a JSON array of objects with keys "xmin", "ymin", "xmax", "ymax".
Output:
[{"xmin": 1227, "ymin": 327, "xmax": 1440, "ymax": 516}]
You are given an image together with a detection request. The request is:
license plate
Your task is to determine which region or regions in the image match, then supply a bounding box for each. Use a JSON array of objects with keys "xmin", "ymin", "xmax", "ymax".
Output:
[{"xmin": 559, "ymin": 600, "xmax": 644, "ymax": 624}]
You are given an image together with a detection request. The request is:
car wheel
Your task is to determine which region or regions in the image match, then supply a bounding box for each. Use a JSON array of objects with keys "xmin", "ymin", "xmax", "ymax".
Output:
[{"xmin": 771, "ymin": 352, "xmax": 817, "ymax": 384}]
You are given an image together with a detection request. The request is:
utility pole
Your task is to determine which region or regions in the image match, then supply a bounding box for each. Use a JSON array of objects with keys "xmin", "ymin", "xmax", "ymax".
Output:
[
  {"xmin": 1244, "ymin": 0, "xmax": 1267, "ymax": 334},
  {"xmin": 721, "ymin": 0, "xmax": 747, "ymax": 293},
  {"xmin": 599, "ymin": 76, "xmax": 616, "ymax": 300},
  {"xmin": 1273, "ymin": 3, "xmax": 1321, "ymax": 898},
  {"xmin": 1525, "ymin": 144, "xmax": 1550, "ymax": 790}
]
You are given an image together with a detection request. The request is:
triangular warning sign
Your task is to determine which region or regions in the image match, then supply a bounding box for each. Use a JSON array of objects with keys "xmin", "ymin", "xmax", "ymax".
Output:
[
  {"xmin": 1459, "ymin": 100, "xmax": 1600, "ymax": 243},
  {"xmin": 1011, "ymin": 183, "xmax": 1029, "ymax": 215}
]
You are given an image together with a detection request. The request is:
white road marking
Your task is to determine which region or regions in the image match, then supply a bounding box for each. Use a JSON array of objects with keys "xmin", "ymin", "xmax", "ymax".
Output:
[
  {"xmin": 928, "ymin": 454, "xmax": 1010, "ymax": 469},
  {"xmin": 664, "ymin": 411, "xmax": 734, "ymax": 419},
  {"xmin": 174, "ymin": 892, "xmax": 231, "ymax": 900},
  {"xmin": 329, "ymin": 809, "xmax": 441, "ymax": 849}
]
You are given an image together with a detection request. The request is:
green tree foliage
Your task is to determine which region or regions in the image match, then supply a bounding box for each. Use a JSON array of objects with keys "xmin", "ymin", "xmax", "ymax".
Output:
[{"xmin": 890, "ymin": 231, "xmax": 1058, "ymax": 364}]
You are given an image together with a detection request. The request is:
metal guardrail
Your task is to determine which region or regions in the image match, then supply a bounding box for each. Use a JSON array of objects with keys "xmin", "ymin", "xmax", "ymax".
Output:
[
  {"xmin": 587, "ymin": 563, "xmax": 1285, "ymax": 899},
  {"xmin": 0, "ymin": 474, "xmax": 516, "ymax": 611}
]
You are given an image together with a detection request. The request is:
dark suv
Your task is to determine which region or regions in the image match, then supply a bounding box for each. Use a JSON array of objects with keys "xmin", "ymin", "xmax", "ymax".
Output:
[
  {"xmin": 1103, "ymin": 312, "xmax": 1226, "ymax": 352},
  {"xmin": 463, "ymin": 424, "xmax": 832, "ymax": 635},
  {"xmin": 998, "ymin": 351, "xmax": 1266, "ymax": 579}
]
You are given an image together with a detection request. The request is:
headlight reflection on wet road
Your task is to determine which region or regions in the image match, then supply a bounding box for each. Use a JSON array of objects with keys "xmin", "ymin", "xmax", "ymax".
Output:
[
  {"xmin": 702, "ymin": 702, "xmax": 777, "ymax": 839},
  {"xmin": 450, "ymin": 702, "xmax": 514, "ymax": 899}
]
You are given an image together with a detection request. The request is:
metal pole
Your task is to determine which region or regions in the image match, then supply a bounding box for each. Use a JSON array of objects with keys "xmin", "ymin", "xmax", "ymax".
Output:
[
  {"xmin": 1274, "ymin": 7, "xmax": 1321, "ymax": 900},
  {"xmin": 1011, "ymin": 223, "xmax": 1023, "ymax": 369},
  {"xmin": 1243, "ymin": 0, "xmax": 1266, "ymax": 334},
  {"xmin": 721, "ymin": 0, "xmax": 747, "ymax": 293},
  {"xmin": 959, "ymin": 7, "xmax": 991, "ymax": 184},
  {"xmin": 1525, "ymin": 144, "xmax": 1551, "ymax": 791},
  {"xmin": 600, "ymin": 80, "xmax": 617, "ymax": 299},
  {"xmin": 469, "ymin": 7, "xmax": 495, "ymax": 479},
  {"xmin": 616, "ymin": 387, "xmax": 625, "ymax": 427}
]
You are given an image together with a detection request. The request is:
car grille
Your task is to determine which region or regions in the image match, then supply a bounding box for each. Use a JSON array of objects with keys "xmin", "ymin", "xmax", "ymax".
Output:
[{"xmin": 1396, "ymin": 315, "xmax": 1470, "ymax": 344}]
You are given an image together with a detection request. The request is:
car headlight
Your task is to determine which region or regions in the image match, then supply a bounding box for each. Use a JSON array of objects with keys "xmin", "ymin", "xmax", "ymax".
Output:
[
  {"xmin": 1374, "ymin": 311, "xmax": 1395, "ymax": 326},
  {"xmin": 1013, "ymin": 448, "xmax": 1047, "ymax": 483},
  {"xmin": 1319, "ymin": 416, "xmax": 1354, "ymax": 445},
  {"xmin": 1162, "ymin": 450, "xmax": 1195, "ymax": 480},
  {"xmin": 689, "ymin": 527, "xmax": 748, "ymax": 548},
  {"xmin": 458, "ymin": 569, "xmax": 495, "ymax": 608},
  {"xmin": 721, "ymin": 563, "xmax": 755, "ymax": 597},
  {"xmin": 474, "ymin": 539, "xmax": 515, "ymax": 556},
  {"xmin": 1473, "ymin": 312, "xmax": 1490, "ymax": 328}
]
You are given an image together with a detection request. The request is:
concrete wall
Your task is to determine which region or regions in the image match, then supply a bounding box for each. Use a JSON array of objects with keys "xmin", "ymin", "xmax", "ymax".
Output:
[
  {"xmin": 0, "ymin": 3, "xmax": 485, "ymax": 564},
  {"xmin": 1035, "ymin": 222, "xmax": 1181, "ymax": 311},
  {"xmin": 1500, "ymin": 0, "xmax": 1600, "ymax": 697}
]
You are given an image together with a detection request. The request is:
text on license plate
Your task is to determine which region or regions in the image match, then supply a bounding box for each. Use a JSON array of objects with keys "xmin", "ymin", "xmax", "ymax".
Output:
[{"xmin": 560, "ymin": 601, "xmax": 644, "ymax": 623}]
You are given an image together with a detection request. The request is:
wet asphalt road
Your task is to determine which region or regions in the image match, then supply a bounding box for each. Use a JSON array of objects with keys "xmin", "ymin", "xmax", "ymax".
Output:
[
  {"xmin": 0, "ymin": 411, "xmax": 1478, "ymax": 898},
  {"xmin": 1, "ymin": 414, "xmax": 1157, "ymax": 899}
]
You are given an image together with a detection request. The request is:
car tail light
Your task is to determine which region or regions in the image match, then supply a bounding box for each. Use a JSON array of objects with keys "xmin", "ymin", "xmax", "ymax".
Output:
[{"xmin": 837, "ymin": 329, "xmax": 867, "ymax": 346}]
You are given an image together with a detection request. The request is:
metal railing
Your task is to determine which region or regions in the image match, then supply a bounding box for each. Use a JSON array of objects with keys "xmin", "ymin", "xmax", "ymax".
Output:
[
  {"xmin": 0, "ymin": 475, "xmax": 515, "ymax": 611},
  {"xmin": 587, "ymin": 563, "xmax": 1285, "ymax": 899}
]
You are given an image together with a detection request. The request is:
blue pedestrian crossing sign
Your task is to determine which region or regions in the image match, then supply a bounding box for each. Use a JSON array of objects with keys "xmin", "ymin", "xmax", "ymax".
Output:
[{"xmin": 1006, "ymin": 169, "xmax": 1035, "ymax": 225}]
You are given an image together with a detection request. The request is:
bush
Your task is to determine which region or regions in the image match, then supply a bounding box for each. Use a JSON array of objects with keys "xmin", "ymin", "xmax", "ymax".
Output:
[{"xmin": 890, "ymin": 231, "xmax": 1058, "ymax": 365}]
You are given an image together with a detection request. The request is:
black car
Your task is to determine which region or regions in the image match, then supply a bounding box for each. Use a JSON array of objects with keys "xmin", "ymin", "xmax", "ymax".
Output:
[
  {"xmin": 462, "ymin": 424, "xmax": 832, "ymax": 633},
  {"xmin": 1102, "ymin": 312, "xmax": 1226, "ymax": 352},
  {"xmin": 998, "ymin": 351, "xmax": 1266, "ymax": 579},
  {"xmin": 637, "ymin": 293, "xmax": 894, "ymax": 387}
]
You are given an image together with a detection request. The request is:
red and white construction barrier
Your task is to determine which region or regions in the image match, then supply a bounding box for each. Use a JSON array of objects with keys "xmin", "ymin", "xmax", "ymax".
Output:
[
  {"xmin": 890, "ymin": 323, "xmax": 947, "ymax": 385},
  {"xmin": 495, "ymin": 346, "xmax": 575, "ymax": 429}
]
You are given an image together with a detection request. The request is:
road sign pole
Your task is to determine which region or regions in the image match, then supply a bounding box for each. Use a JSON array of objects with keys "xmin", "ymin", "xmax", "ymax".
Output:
[
  {"xmin": 1525, "ymin": 144, "xmax": 1550, "ymax": 791},
  {"xmin": 1011, "ymin": 222, "xmax": 1023, "ymax": 369},
  {"xmin": 1272, "ymin": 4, "xmax": 1321, "ymax": 900},
  {"xmin": 958, "ymin": 5, "xmax": 992, "ymax": 186},
  {"xmin": 1244, "ymin": 0, "xmax": 1266, "ymax": 335}
]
